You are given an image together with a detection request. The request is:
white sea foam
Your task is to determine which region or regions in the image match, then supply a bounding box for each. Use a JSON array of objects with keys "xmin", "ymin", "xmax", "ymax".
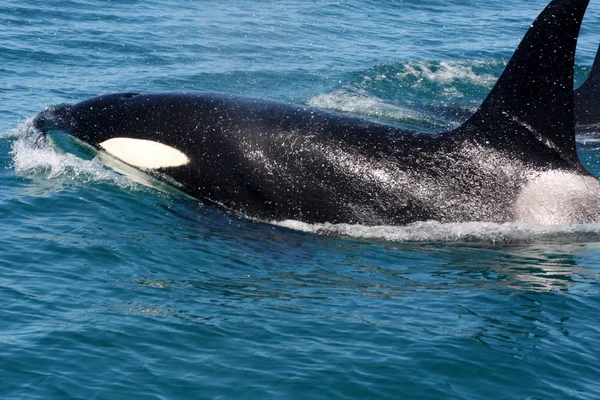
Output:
[
  {"xmin": 577, "ymin": 135, "xmax": 600, "ymax": 145},
  {"xmin": 306, "ymin": 90, "xmax": 450, "ymax": 129},
  {"xmin": 9, "ymin": 119, "xmax": 139, "ymax": 189},
  {"xmin": 395, "ymin": 60, "xmax": 498, "ymax": 90},
  {"xmin": 275, "ymin": 219, "xmax": 600, "ymax": 244}
]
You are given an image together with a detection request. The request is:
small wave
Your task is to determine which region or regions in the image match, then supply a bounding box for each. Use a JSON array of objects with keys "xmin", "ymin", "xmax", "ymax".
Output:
[
  {"xmin": 351, "ymin": 60, "xmax": 501, "ymax": 101},
  {"xmin": 577, "ymin": 136, "xmax": 600, "ymax": 145},
  {"xmin": 306, "ymin": 90, "xmax": 450, "ymax": 129},
  {"xmin": 307, "ymin": 60, "xmax": 503, "ymax": 129},
  {"xmin": 307, "ymin": 90, "xmax": 413, "ymax": 119},
  {"xmin": 394, "ymin": 60, "xmax": 498, "ymax": 91},
  {"xmin": 275, "ymin": 219, "xmax": 600, "ymax": 244},
  {"xmin": 577, "ymin": 125, "xmax": 600, "ymax": 137}
]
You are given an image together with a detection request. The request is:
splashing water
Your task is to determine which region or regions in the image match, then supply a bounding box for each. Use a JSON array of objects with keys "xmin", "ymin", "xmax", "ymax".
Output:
[{"xmin": 9, "ymin": 119, "xmax": 140, "ymax": 190}]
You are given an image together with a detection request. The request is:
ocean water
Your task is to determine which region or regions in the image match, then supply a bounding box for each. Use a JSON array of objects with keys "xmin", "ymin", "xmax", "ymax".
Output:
[{"xmin": 2, "ymin": 0, "xmax": 600, "ymax": 398}]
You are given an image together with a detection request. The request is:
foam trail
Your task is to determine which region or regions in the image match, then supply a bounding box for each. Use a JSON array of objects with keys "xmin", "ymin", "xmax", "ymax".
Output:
[{"xmin": 275, "ymin": 219, "xmax": 600, "ymax": 244}]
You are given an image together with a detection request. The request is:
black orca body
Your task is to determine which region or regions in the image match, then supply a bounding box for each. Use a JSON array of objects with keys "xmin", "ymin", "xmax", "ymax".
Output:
[
  {"xmin": 33, "ymin": 0, "xmax": 600, "ymax": 226},
  {"xmin": 576, "ymin": 44, "xmax": 600, "ymax": 126}
]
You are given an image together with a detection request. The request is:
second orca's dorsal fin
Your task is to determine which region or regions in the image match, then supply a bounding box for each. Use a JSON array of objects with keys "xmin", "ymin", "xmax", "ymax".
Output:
[
  {"xmin": 457, "ymin": 0, "xmax": 589, "ymax": 166},
  {"xmin": 575, "ymin": 44, "xmax": 600, "ymax": 125}
]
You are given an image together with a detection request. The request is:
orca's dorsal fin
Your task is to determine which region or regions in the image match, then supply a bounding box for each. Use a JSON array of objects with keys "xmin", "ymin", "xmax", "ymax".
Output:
[
  {"xmin": 456, "ymin": 0, "xmax": 589, "ymax": 167},
  {"xmin": 575, "ymin": 44, "xmax": 600, "ymax": 125}
]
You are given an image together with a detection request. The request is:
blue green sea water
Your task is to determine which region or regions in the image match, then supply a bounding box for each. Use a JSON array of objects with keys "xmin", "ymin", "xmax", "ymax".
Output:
[{"xmin": 2, "ymin": 1, "xmax": 600, "ymax": 398}]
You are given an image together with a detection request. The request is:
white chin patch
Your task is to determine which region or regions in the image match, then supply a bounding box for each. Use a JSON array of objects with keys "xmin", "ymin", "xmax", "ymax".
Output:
[{"xmin": 98, "ymin": 137, "xmax": 190, "ymax": 169}]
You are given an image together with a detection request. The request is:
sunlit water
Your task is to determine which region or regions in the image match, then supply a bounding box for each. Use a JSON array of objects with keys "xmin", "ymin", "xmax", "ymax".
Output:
[{"xmin": 2, "ymin": 1, "xmax": 600, "ymax": 399}]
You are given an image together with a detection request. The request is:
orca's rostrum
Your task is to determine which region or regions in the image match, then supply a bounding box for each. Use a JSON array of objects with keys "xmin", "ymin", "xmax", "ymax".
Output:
[{"xmin": 33, "ymin": 0, "xmax": 600, "ymax": 226}]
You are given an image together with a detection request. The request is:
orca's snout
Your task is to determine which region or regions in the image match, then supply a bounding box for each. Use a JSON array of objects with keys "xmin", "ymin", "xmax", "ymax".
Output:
[{"xmin": 33, "ymin": 104, "xmax": 74, "ymax": 133}]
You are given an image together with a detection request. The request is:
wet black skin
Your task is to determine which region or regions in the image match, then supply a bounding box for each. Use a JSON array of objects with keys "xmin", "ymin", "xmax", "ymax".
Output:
[
  {"xmin": 41, "ymin": 93, "xmax": 467, "ymax": 224},
  {"xmin": 575, "ymin": 44, "xmax": 600, "ymax": 126}
]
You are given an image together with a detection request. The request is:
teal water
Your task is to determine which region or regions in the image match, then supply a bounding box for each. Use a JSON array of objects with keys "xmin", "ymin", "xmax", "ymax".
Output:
[{"xmin": 2, "ymin": 1, "xmax": 600, "ymax": 399}]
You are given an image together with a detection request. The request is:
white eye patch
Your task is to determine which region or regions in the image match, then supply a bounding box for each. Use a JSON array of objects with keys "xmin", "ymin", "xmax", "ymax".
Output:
[{"xmin": 98, "ymin": 137, "xmax": 190, "ymax": 169}]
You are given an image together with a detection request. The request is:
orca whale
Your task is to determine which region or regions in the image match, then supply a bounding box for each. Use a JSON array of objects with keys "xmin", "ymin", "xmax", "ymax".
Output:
[
  {"xmin": 576, "ymin": 44, "xmax": 600, "ymax": 126},
  {"xmin": 33, "ymin": 0, "xmax": 600, "ymax": 226}
]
